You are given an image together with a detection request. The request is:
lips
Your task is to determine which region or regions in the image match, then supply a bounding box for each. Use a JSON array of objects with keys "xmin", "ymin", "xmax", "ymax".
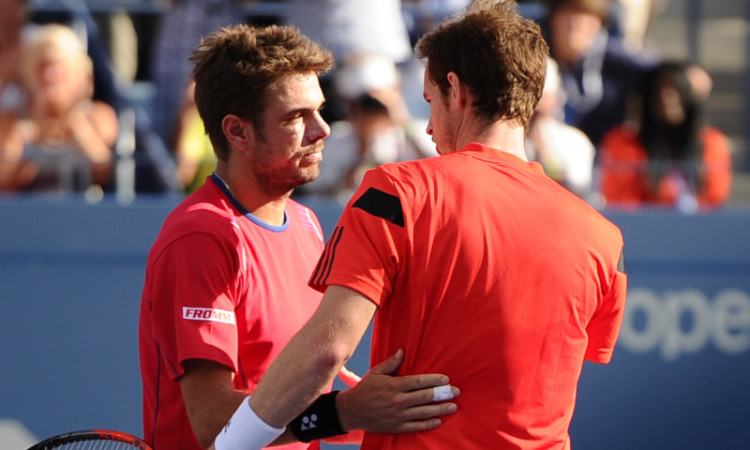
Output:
[{"xmin": 300, "ymin": 149, "xmax": 323, "ymax": 166}]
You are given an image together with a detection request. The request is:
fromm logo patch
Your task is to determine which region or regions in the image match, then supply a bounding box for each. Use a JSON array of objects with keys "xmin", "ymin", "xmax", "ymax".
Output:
[{"xmin": 183, "ymin": 307, "xmax": 236, "ymax": 324}]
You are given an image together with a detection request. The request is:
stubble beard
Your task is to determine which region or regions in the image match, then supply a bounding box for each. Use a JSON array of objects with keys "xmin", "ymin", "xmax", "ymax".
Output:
[{"xmin": 252, "ymin": 141, "xmax": 323, "ymax": 197}]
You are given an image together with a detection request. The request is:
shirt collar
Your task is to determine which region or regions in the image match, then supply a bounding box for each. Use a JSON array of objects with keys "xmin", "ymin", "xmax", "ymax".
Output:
[{"xmin": 457, "ymin": 142, "xmax": 545, "ymax": 175}]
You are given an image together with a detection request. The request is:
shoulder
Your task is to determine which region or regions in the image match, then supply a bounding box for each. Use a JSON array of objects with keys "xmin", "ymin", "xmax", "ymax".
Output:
[
  {"xmin": 605, "ymin": 38, "xmax": 658, "ymax": 69},
  {"xmin": 700, "ymin": 126, "xmax": 732, "ymax": 161},
  {"xmin": 700, "ymin": 126, "xmax": 728, "ymax": 143},
  {"xmin": 367, "ymin": 157, "xmax": 439, "ymax": 190},
  {"xmin": 158, "ymin": 186, "xmax": 237, "ymax": 245}
]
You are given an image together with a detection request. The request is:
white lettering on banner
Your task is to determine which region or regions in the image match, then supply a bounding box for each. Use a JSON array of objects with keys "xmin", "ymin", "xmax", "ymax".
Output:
[
  {"xmin": 183, "ymin": 307, "xmax": 236, "ymax": 325},
  {"xmin": 619, "ymin": 288, "xmax": 750, "ymax": 361}
]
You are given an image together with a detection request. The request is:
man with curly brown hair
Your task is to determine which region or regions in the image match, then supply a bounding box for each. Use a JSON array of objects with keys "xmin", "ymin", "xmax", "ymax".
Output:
[{"xmin": 220, "ymin": 2, "xmax": 628, "ymax": 448}]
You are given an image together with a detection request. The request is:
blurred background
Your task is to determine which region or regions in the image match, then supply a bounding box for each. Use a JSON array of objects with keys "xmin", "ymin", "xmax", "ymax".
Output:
[{"xmin": 1, "ymin": 1, "xmax": 748, "ymax": 449}]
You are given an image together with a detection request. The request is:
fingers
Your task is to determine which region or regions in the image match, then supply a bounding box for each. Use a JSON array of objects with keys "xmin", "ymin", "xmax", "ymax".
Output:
[
  {"xmin": 369, "ymin": 348, "xmax": 404, "ymax": 376},
  {"xmin": 391, "ymin": 402, "xmax": 459, "ymax": 434},
  {"xmin": 432, "ymin": 385, "xmax": 454, "ymax": 402},
  {"xmin": 393, "ymin": 373, "xmax": 452, "ymax": 393},
  {"xmin": 396, "ymin": 383, "xmax": 461, "ymax": 410}
]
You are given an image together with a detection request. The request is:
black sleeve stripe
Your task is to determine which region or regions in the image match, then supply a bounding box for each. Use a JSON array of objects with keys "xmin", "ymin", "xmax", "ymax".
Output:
[
  {"xmin": 352, "ymin": 188, "xmax": 405, "ymax": 227},
  {"xmin": 618, "ymin": 246, "xmax": 626, "ymax": 274},
  {"xmin": 311, "ymin": 226, "xmax": 344, "ymax": 286}
]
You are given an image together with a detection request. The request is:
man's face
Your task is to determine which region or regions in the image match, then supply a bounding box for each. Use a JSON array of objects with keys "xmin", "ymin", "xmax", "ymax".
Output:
[
  {"xmin": 248, "ymin": 72, "xmax": 330, "ymax": 196},
  {"xmin": 423, "ymin": 67, "xmax": 456, "ymax": 155},
  {"xmin": 549, "ymin": 6, "xmax": 603, "ymax": 67}
]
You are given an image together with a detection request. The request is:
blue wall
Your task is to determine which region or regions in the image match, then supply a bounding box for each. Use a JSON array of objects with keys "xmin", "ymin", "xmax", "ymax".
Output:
[{"xmin": 1, "ymin": 196, "xmax": 749, "ymax": 449}]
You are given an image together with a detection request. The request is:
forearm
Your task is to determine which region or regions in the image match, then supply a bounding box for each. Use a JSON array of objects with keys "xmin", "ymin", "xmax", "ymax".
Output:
[
  {"xmin": 69, "ymin": 118, "xmax": 113, "ymax": 165},
  {"xmin": 250, "ymin": 323, "xmax": 348, "ymax": 428},
  {"xmin": 251, "ymin": 286, "xmax": 376, "ymax": 429},
  {"xmin": 66, "ymin": 102, "xmax": 118, "ymax": 167},
  {"xmin": 214, "ymin": 287, "xmax": 379, "ymax": 449}
]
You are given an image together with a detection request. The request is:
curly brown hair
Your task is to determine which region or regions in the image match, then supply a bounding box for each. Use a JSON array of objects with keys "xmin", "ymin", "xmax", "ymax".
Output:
[
  {"xmin": 415, "ymin": 0, "xmax": 548, "ymax": 127},
  {"xmin": 189, "ymin": 24, "xmax": 334, "ymax": 161}
]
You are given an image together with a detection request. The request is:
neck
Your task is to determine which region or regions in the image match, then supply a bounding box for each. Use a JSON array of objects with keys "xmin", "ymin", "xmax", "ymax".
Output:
[
  {"xmin": 456, "ymin": 119, "xmax": 528, "ymax": 161},
  {"xmin": 214, "ymin": 164, "xmax": 289, "ymax": 227}
]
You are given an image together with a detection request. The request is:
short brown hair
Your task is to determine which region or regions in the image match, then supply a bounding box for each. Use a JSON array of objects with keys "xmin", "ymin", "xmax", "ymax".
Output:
[
  {"xmin": 415, "ymin": 0, "xmax": 548, "ymax": 127},
  {"xmin": 548, "ymin": 0, "xmax": 611, "ymax": 22},
  {"xmin": 189, "ymin": 24, "xmax": 334, "ymax": 161}
]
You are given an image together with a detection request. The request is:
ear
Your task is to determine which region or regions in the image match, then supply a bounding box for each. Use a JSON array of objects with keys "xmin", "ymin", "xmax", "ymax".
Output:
[
  {"xmin": 446, "ymin": 71, "xmax": 470, "ymax": 110},
  {"xmin": 221, "ymin": 114, "xmax": 253, "ymax": 151}
]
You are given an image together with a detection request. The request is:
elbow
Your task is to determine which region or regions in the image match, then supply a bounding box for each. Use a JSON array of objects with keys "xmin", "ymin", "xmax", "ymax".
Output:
[
  {"xmin": 196, "ymin": 433, "xmax": 214, "ymax": 450},
  {"xmin": 310, "ymin": 336, "xmax": 352, "ymax": 376},
  {"xmin": 188, "ymin": 421, "xmax": 220, "ymax": 450}
]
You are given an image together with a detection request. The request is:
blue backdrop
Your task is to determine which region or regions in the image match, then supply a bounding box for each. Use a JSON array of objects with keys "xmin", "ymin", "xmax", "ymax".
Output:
[{"xmin": 1, "ymin": 196, "xmax": 748, "ymax": 449}]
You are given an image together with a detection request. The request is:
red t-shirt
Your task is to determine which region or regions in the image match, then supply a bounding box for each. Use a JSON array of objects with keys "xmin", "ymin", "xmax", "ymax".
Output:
[
  {"xmin": 139, "ymin": 175, "xmax": 325, "ymax": 450},
  {"xmin": 310, "ymin": 143, "xmax": 628, "ymax": 449},
  {"xmin": 599, "ymin": 125, "xmax": 732, "ymax": 208}
]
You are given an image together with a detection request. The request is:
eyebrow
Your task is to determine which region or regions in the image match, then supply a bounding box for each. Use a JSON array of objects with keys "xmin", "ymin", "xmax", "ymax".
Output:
[{"xmin": 281, "ymin": 101, "xmax": 326, "ymax": 120}]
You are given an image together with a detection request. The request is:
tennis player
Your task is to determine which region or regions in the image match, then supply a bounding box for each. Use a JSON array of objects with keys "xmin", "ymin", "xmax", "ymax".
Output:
[
  {"xmin": 213, "ymin": 1, "xmax": 628, "ymax": 449},
  {"xmin": 138, "ymin": 24, "xmax": 457, "ymax": 450}
]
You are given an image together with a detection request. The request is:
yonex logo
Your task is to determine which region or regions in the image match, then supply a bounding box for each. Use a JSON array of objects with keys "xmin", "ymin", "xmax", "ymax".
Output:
[
  {"xmin": 183, "ymin": 307, "xmax": 236, "ymax": 324},
  {"xmin": 300, "ymin": 414, "xmax": 318, "ymax": 431}
]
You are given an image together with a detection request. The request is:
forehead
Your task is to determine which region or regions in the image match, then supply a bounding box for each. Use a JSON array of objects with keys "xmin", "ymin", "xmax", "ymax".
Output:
[{"xmin": 266, "ymin": 72, "xmax": 324, "ymax": 111}]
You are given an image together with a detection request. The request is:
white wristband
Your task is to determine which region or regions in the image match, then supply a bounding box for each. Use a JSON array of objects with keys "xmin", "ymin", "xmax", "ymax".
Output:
[{"xmin": 214, "ymin": 396, "xmax": 285, "ymax": 450}]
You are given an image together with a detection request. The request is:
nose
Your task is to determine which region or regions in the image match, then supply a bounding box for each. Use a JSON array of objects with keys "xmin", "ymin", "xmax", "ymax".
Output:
[
  {"xmin": 426, "ymin": 117, "xmax": 434, "ymax": 136},
  {"xmin": 309, "ymin": 111, "xmax": 331, "ymax": 143}
]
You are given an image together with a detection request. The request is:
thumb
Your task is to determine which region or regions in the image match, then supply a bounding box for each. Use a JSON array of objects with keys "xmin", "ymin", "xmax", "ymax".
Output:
[{"xmin": 369, "ymin": 348, "xmax": 404, "ymax": 376}]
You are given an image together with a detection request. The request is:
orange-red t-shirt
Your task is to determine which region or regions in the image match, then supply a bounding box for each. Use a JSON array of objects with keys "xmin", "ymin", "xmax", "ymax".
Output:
[
  {"xmin": 598, "ymin": 126, "xmax": 732, "ymax": 208},
  {"xmin": 310, "ymin": 143, "xmax": 628, "ymax": 449}
]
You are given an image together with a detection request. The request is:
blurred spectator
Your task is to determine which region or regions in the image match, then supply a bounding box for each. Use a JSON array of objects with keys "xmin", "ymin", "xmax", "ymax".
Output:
[
  {"xmin": 527, "ymin": 57, "xmax": 595, "ymax": 198},
  {"xmin": 612, "ymin": 0, "xmax": 668, "ymax": 52},
  {"xmin": 401, "ymin": 0, "xmax": 472, "ymax": 44},
  {"xmin": 0, "ymin": 0, "xmax": 29, "ymax": 114},
  {"xmin": 297, "ymin": 54, "xmax": 436, "ymax": 202},
  {"xmin": 93, "ymin": 7, "xmax": 139, "ymax": 86},
  {"xmin": 286, "ymin": 0, "xmax": 412, "ymax": 65},
  {"xmin": 597, "ymin": 61, "xmax": 732, "ymax": 212},
  {"xmin": 150, "ymin": 0, "xmax": 245, "ymax": 145},
  {"xmin": 0, "ymin": 23, "xmax": 119, "ymax": 194},
  {"xmin": 285, "ymin": 0, "xmax": 414, "ymax": 123},
  {"xmin": 172, "ymin": 80, "xmax": 216, "ymax": 193},
  {"xmin": 26, "ymin": 1, "xmax": 128, "ymax": 113},
  {"xmin": 545, "ymin": 0, "xmax": 658, "ymax": 149}
]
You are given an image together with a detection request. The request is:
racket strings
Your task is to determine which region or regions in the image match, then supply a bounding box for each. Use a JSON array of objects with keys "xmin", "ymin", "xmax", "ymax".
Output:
[
  {"xmin": 45, "ymin": 442, "xmax": 142, "ymax": 450},
  {"xmin": 29, "ymin": 430, "xmax": 151, "ymax": 450}
]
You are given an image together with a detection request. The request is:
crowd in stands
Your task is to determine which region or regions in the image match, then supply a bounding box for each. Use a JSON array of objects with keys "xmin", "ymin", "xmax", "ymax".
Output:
[{"xmin": 0, "ymin": 0, "xmax": 733, "ymax": 211}]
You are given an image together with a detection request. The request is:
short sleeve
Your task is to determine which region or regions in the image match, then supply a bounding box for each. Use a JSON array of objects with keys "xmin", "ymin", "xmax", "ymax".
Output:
[
  {"xmin": 149, "ymin": 232, "xmax": 241, "ymax": 380},
  {"xmin": 309, "ymin": 168, "xmax": 407, "ymax": 306},
  {"xmin": 585, "ymin": 253, "xmax": 628, "ymax": 364}
]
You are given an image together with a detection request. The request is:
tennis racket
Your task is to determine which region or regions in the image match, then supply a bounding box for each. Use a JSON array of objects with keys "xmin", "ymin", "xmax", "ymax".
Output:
[{"xmin": 27, "ymin": 429, "xmax": 152, "ymax": 450}]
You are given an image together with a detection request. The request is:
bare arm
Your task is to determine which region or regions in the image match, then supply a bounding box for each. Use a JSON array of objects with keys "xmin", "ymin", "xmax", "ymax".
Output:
[
  {"xmin": 207, "ymin": 286, "xmax": 459, "ymax": 449},
  {"xmin": 181, "ymin": 359, "xmax": 306, "ymax": 449},
  {"xmin": 250, "ymin": 285, "xmax": 377, "ymax": 428},
  {"xmin": 250, "ymin": 285, "xmax": 459, "ymax": 432},
  {"xmin": 67, "ymin": 101, "xmax": 119, "ymax": 164},
  {"xmin": 179, "ymin": 360, "xmax": 248, "ymax": 449}
]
